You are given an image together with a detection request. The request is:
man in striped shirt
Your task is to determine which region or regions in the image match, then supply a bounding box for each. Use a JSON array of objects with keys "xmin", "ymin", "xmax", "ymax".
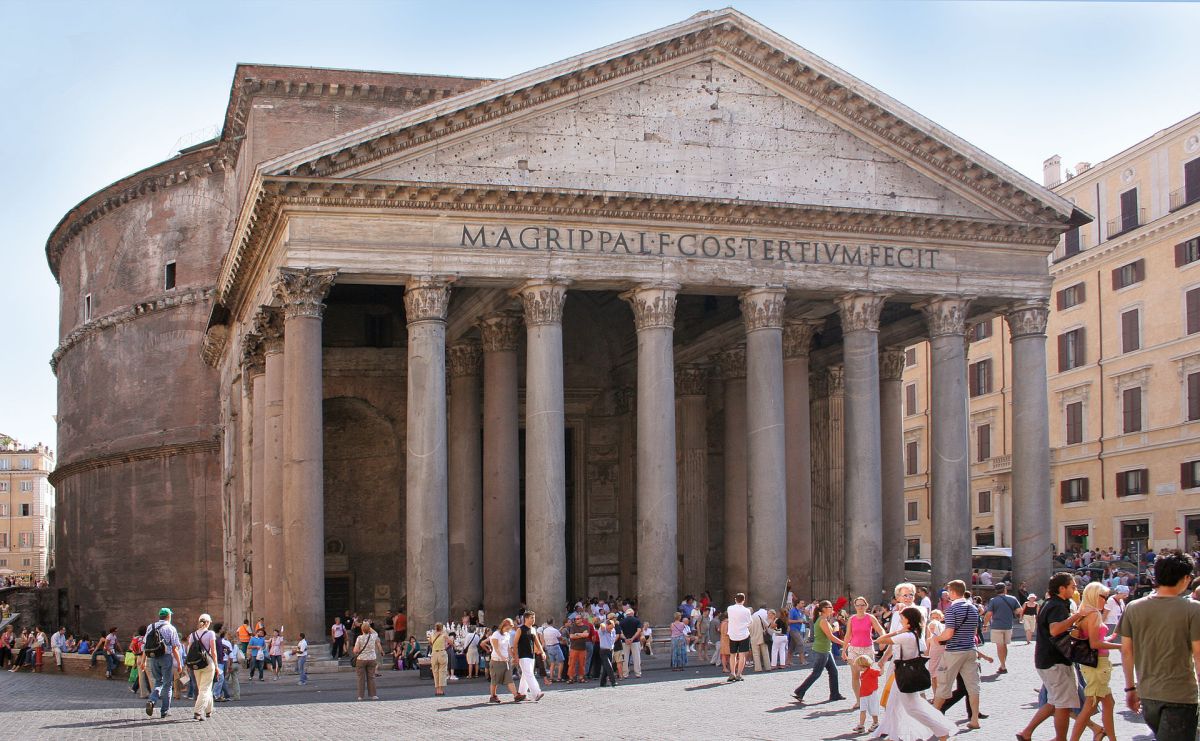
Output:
[{"xmin": 932, "ymin": 579, "xmax": 981, "ymax": 730}]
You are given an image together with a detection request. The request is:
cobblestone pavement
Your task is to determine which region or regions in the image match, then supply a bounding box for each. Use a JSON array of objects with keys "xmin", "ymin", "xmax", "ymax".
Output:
[{"xmin": 0, "ymin": 641, "xmax": 1154, "ymax": 740}]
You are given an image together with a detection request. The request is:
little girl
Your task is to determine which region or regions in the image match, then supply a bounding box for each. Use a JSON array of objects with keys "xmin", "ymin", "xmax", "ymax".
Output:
[{"xmin": 853, "ymin": 655, "xmax": 881, "ymax": 734}]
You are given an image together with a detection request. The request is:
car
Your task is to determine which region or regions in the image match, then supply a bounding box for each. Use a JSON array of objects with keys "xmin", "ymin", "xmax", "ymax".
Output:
[{"xmin": 904, "ymin": 559, "xmax": 932, "ymax": 587}]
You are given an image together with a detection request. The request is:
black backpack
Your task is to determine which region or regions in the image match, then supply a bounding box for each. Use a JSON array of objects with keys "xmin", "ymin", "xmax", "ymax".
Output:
[
  {"xmin": 143, "ymin": 623, "xmax": 167, "ymax": 658},
  {"xmin": 185, "ymin": 631, "xmax": 211, "ymax": 669}
]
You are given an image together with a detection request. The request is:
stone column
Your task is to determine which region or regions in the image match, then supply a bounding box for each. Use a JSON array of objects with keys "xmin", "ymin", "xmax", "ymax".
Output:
[
  {"xmin": 241, "ymin": 333, "xmax": 266, "ymax": 615},
  {"xmin": 275, "ymin": 267, "xmax": 336, "ymax": 642},
  {"xmin": 447, "ymin": 339, "xmax": 483, "ymax": 616},
  {"xmin": 836, "ymin": 293, "xmax": 887, "ymax": 604},
  {"xmin": 1005, "ymin": 301, "xmax": 1052, "ymax": 592},
  {"xmin": 675, "ymin": 365, "xmax": 709, "ymax": 600},
  {"xmin": 740, "ymin": 288, "xmax": 788, "ymax": 608},
  {"xmin": 919, "ymin": 297, "xmax": 973, "ymax": 591},
  {"xmin": 621, "ymin": 284, "xmax": 679, "ymax": 625},
  {"xmin": 717, "ymin": 345, "xmax": 748, "ymax": 597},
  {"xmin": 479, "ymin": 313, "xmax": 522, "ymax": 623},
  {"xmin": 516, "ymin": 280, "xmax": 569, "ymax": 620},
  {"xmin": 403, "ymin": 276, "xmax": 452, "ymax": 633},
  {"xmin": 879, "ymin": 348, "xmax": 907, "ymax": 592},
  {"xmin": 783, "ymin": 320, "xmax": 818, "ymax": 598},
  {"xmin": 253, "ymin": 306, "xmax": 285, "ymax": 625}
]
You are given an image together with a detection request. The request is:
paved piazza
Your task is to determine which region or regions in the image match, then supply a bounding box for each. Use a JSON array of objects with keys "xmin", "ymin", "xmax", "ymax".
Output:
[{"xmin": 0, "ymin": 642, "xmax": 1152, "ymax": 740}]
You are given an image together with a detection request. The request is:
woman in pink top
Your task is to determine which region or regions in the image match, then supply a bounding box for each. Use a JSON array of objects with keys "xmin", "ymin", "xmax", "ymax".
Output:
[
  {"xmin": 1070, "ymin": 582, "xmax": 1121, "ymax": 741},
  {"xmin": 845, "ymin": 596, "xmax": 885, "ymax": 705}
]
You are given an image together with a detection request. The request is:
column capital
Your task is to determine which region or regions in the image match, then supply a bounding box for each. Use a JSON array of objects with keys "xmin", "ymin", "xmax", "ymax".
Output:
[
  {"xmin": 447, "ymin": 339, "xmax": 482, "ymax": 378},
  {"xmin": 252, "ymin": 305, "xmax": 285, "ymax": 355},
  {"xmin": 478, "ymin": 311, "xmax": 522, "ymax": 352},
  {"xmin": 826, "ymin": 364, "xmax": 845, "ymax": 395},
  {"xmin": 241, "ymin": 332, "xmax": 265, "ymax": 376},
  {"xmin": 739, "ymin": 287, "xmax": 786, "ymax": 332},
  {"xmin": 515, "ymin": 279, "xmax": 570, "ymax": 326},
  {"xmin": 675, "ymin": 364, "xmax": 709, "ymax": 396},
  {"xmin": 404, "ymin": 275, "xmax": 453, "ymax": 325},
  {"xmin": 916, "ymin": 296, "xmax": 973, "ymax": 338},
  {"xmin": 835, "ymin": 292, "xmax": 890, "ymax": 333},
  {"xmin": 1004, "ymin": 299, "xmax": 1051, "ymax": 339},
  {"xmin": 879, "ymin": 348, "xmax": 907, "ymax": 382},
  {"xmin": 783, "ymin": 318, "xmax": 822, "ymax": 359},
  {"xmin": 274, "ymin": 267, "xmax": 337, "ymax": 320},
  {"xmin": 715, "ymin": 344, "xmax": 747, "ymax": 380},
  {"xmin": 619, "ymin": 283, "xmax": 679, "ymax": 331}
]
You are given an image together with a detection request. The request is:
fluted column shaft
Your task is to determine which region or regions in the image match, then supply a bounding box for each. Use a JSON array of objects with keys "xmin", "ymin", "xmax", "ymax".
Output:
[
  {"xmin": 480, "ymin": 313, "xmax": 522, "ymax": 622},
  {"xmin": 622, "ymin": 284, "xmax": 679, "ymax": 625},
  {"xmin": 518, "ymin": 280, "xmax": 569, "ymax": 620},
  {"xmin": 718, "ymin": 346, "xmax": 748, "ymax": 597},
  {"xmin": 1006, "ymin": 301, "xmax": 1052, "ymax": 592},
  {"xmin": 448, "ymin": 340, "xmax": 483, "ymax": 616},
  {"xmin": 921, "ymin": 297, "xmax": 973, "ymax": 591},
  {"xmin": 676, "ymin": 365, "xmax": 709, "ymax": 600},
  {"xmin": 741, "ymin": 287, "xmax": 788, "ymax": 607},
  {"xmin": 256, "ymin": 307, "xmax": 285, "ymax": 625},
  {"xmin": 879, "ymin": 349, "xmax": 907, "ymax": 592},
  {"xmin": 404, "ymin": 276, "xmax": 452, "ymax": 633},
  {"xmin": 783, "ymin": 321, "xmax": 818, "ymax": 597}
]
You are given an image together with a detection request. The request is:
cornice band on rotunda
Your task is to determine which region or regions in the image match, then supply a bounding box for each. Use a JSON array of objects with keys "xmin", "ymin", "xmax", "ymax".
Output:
[
  {"xmin": 447, "ymin": 339, "xmax": 483, "ymax": 378},
  {"xmin": 515, "ymin": 279, "xmax": 570, "ymax": 327},
  {"xmin": 403, "ymin": 275, "xmax": 453, "ymax": 325},
  {"xmin": 620, "ymin": 283, "xmax": 679, "ymax": 331},
  {"xmin": 1004, "ymin": 299, "xmax": 1051, "ymax": 339},
  {"xmin": 740, "ymin": 287, "xmax": 786, "ymax": 333},
  {"xmin": 478, "ymin": 311, "xmax": 523, "ymax": 352},
  {"xmin": 835, "ymin": 292, "xmax": 890, "ymax": 333},
  {"xmin": 274, "ymin": 267, "xmax": 338, "ymax": 320},
  {"xmin": 916, "ymin": 296, "xmax": 973, "ymax": 338}
]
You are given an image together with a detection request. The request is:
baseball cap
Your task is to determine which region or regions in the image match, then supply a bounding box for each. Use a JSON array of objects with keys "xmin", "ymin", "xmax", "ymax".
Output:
[{"xmin": 158, "ymin": 608, "xmax": 173, "ymax": 617}]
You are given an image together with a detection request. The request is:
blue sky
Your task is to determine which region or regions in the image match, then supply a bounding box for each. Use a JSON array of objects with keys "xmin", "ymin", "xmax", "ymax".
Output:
[{"xmin": 1, "ymin": 0, "xmax": 1197, "ymax": 454}]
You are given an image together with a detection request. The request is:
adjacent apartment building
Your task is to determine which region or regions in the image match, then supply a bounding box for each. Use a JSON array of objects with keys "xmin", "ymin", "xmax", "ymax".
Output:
[
  {"xmin": 0, "ymin": 435, "xmax": 55, "ymax": 580},
  {"xmin": 902, "ymin": 111, "xmax": 1200, "ymax": 559}
]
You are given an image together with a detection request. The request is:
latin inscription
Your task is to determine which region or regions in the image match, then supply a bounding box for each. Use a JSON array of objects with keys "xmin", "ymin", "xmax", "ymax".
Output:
[{"xmin": 460, "ymin": 224, "xmax": 939, "ymax": 269}]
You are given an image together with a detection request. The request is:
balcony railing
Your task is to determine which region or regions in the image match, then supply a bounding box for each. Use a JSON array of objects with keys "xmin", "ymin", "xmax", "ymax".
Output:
[
  {"xmin": 1106, "ymin": 208, "xmax": 1146, "ymax": 239},
  {"xmin": 1171, "ymin": 188, "xmax": 1199, "ymax": 212}
]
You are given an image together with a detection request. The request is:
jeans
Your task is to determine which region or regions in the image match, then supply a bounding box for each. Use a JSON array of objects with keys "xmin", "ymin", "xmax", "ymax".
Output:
[
  {"xmin": 1141, "ymin": 700, "xmax": 1199, "ymax": 741},
  {"xmin": 671, "ymin": 636, "xmax": 688, "ymax": 668},
  {"xmin": 795, "ymin": 651, "xmax": 839, "ymax": 699},
  {"xmin": 598, "ymin": 648, "xmax": 617, "ymax": 686},
  {"xmin": 148, "ymin": 654, "xmax": 176, "ymax": 716},
  {"xmin": 297, "ymin": 655, "xmax": 308, "ymax": 684}
]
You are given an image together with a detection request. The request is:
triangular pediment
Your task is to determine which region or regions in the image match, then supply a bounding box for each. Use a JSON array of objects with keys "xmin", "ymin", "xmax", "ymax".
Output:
[{"xmin": 259, "ymin": 8, "xmax": 1081, "ymax": 227}]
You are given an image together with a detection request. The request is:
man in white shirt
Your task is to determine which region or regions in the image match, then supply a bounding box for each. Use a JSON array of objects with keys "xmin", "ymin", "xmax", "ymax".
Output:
[
  {"xmin": 726, "ymin": 593, "xmax": 753, "ymax": 682},
  {"xmin": 482, "ymin": 619, "xmax": 523, "ymax": 703}
]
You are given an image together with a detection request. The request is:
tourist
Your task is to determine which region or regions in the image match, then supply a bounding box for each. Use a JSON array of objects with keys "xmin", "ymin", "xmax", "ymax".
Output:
[
  {"xmin": 670, "ymin": 612, "xmax": 689, "ymax": 670},
  {"xmin": 1068, "ymin": 583, "xmax": 1120, "ymax": 741},
  {"xmin": 428, "ymin": 623, "xmax": 450, "ymax": 696},
  {"xmin": 983, "ymin": 582, "xmax": 1022, "ymax": 673},
  {"xmin": 597, "ymin": 614, "xmax": 618, "ymax": 687},
  {"xmin": 143, "ymin": 608, "xmax": 183, "ymax": 719},
  {"xmin": 482, "ymin": 618, "xmax": 524, "ymax": 703},
  {"xmin": 513, "ymin": 611, "xmax": 545, "ymax": 701},
  {"xmin": 351, "ymin": 620, "xmax": 382, "ymax": 700},
  {"xmin": 267, "ymin": 628, "xmax": 285, "ymax": 680},
  {"xmin": 845, "ymin": 596, "xmax": 885, "ymax": 704},
  {"xmin": 330, "ymin": 616, "xmax": 346, "ymax": 659},
  {"xmin": 51, "ymin": 626, "xmax": 67, "ymax": 672},
  {"xmin": 541, "ymin": 618, "xmax": 563, "ymax": 683},
  {"xmin": 295, "ymin": 632, "xmax": 308, "ymax": 686},
  {"xmin": 874, "ymin": 607, "xmax": 955, "ymax": 741},
  {"xmin": 1021, "ymin": 595, "xmax": 1038, "ymax": 644},
  {"xmin": 931, "ymin": 579, "xmax": 981, "ymax": 730},
  {"xmin": 184, "ymin": 613, "xmax": 219, "ymax": 722},
  {"xmin": 792, "ymin": 600, "xmax": 846, "ymax": 704},
  {"xmin": 770, "ymin": 611, "xmax": 789, "ymax": 669},
  {"xmin": 1119, "ymin": 550, "xmax": 1200, "ymax": 740},
  {"xmin": 726, "ymin": 592, "xmax": 753, "ymax": 682},
  {"xmin": 567, "ymin": 615, "xmax": 589, "ymax": 683},
  {"xmin": 618, "ymin": 608, "xmax": 643, "ymax": 678},
  {"xmin": 852, "ymin": 655, "xmax": 882, "ymax": 734},
  {"xmin": 247, "ymin": 628, "xmax": 267, "ymax": 681},
  {"xmin": 1016, "ymin": 572, "xmax": 1085, "ymax": 741}
]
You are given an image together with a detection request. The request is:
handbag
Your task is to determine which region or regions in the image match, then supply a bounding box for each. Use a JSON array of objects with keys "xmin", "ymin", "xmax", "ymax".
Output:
[
  {"xmin": 892, "ymin": 635, "xmax": 931, "ymax": 693},
  {"xmin": 1053, "ymin": 627, "xmax": 1098, "ymax": 668}
]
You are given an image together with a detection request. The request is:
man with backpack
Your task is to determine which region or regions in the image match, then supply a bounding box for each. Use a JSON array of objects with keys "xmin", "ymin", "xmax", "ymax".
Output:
[
  {"xmin": 143, "ymin": 608, "xmax": 183, "ymax": 719},
  {"xmin": 184, "ymin": 613, "xmax": 220, "ymax": 722}
]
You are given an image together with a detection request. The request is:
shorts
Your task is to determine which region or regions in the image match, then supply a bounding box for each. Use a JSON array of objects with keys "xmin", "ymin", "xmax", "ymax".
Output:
[
  {"xmin": 934, "ymin": 650, "xmax": 979, "ymax": 700},
  {"xmin": 545, "ymin": 644, "xmax": 564, "ymax": 664},
  {"xmin": 728, "ymin": 637, "xmax": 750, "ymax": 654},
  {"xmin": 991, "ymin": 629, "xmax": 1013, "ymax": 646},
  {"xmin": 1080, "ymin": 655, "xmax": 1112, "ymax": 697},
  {"xmin": 1037, "ymin": 663, "xmax": 1081, "ymax": 709},
  {"xmin": 489, "ymin": 660, "xmax": 512, "ymax": 688},
  {"xmin": 845, "ymin": 645, "xmax": 875, "ymax": 664}
]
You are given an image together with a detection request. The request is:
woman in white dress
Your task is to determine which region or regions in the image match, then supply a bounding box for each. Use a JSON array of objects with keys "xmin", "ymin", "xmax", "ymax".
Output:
[{"xmin": 873, "ymin": 607, "xmax": 955, "ymax": 741}]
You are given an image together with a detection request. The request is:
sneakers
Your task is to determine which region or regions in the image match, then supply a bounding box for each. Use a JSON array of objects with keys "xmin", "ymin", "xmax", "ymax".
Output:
[{"xmin": 145, "ymin": 701, "xmax": 154, "ymax": 717}]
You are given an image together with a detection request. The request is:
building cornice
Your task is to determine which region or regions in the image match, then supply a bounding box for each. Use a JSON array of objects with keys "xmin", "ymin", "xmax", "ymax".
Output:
[{"xmin": 48, "ymin": 437, "xmax": 220, "ymax": 487}]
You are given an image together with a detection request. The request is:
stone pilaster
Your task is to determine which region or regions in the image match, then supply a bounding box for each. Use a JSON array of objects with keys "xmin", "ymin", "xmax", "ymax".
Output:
[
  {"xmin": 253, "ymin": 305, "xmax": 285, "ymax": 625},
  {"xmin": 1005, "ymin": 300, "xmax": 1052, "ymax": 592},
  {"xmin": 836, "ymin": 292, "xmax": 888, "ymax": 604},
  {"xmin": 878, "ymin": 348, "xmax": 907, "ymax": 592},
  {"xmin": 783, "ymin": 319, "xmax": 819, "ymax": 598},
  {"xmin": 274, "ymin": 267, "xmax": 336, "ymax": 642},
  {"xmin": 716, "ymin": 344, "xmax": 748, "ymax": 597},
  {"xmin": 447, "ymin": 339, "xmax": 483, "ymax": 616}
]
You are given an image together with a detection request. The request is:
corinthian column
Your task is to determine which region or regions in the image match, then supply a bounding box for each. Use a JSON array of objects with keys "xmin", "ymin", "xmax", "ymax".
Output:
[
  {"xmin": 241, "ymin": 333, "xmax": 266, "ymax": 616},
  {"xmin": 404, "ymin": 276, "xmax": 452, "ymax": 633},
  {"xmin": 621, "ymin": 284, "xmax": 679, "ymax": 626},
  {"xmin": 783, "ymin": 320, "xmax": 818, "ymax": 597},
  {"xmin": 717, "ymin": 345, "xmax": 748, "ymax": 598},
  {"xmin": 1005, "ymin": 300, "xmax": 1052, "ymax": 592},
  {"xmin": 740, "ymin": 287, "xmax": 787, "ymax": 607},
  {"xmin": 447, "ymin": 339, "xmax": 483, "ymax": 616},
  {"xmin": 919, "ymin": 296, "xmax": 972, "ymax": 591},
  {"xmin": 275, "ymin": 267, "xmax": 337, "ymax": 642},
  {"xmin": 253, "ymin": 306, "xmax": 285, "ymax": 625},
  {"xmin": 516, "ymin": 279, "xmax": 569, "ymax": 620},
  {"xmin": 675, "ymin": 365, "xmax": 709, "ymax": 600},
  {"xmin": 879, "ymin": 348, "xmax": 907, "ymax": 591}
]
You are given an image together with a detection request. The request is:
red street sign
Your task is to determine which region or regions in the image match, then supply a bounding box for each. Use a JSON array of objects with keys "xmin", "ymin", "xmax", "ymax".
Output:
[{"xmin": 1175, "ymin": 526, "xmax": 1184, "ymax": 534}]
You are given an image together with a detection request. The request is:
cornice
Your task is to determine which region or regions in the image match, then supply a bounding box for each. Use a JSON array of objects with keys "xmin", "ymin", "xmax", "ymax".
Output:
[
  {"xmin": 49, "ymin": 286, "xmax": 215, "ymax": 375},
  {"xmin": 48, "ymin": 438, "xmax": 220, "ymax": 486}
]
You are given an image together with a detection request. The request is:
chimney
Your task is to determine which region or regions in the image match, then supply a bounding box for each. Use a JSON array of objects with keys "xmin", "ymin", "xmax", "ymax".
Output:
[
  {"xmin": 1076, "ymin": 162, "xmax": 1092, "ymax": 174},
  {"xmin": 1043, "ymin": 155, "xmax": 1062, "ymax": 188}
]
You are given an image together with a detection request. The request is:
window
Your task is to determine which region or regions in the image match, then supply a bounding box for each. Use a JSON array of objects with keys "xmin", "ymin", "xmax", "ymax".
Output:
[
  {"xmin": 1060, "ymin": 477, "xmax": 1089, "ymax": 503},
  {"xmin": 972, "ymin": 319, "xmax": 993, "ymax": 341},
  {"xmin": 969, "ymin": 359, "xmax": 993, "ymax": 397},
  {"xmin": 1058, "ymin": 328, "xmax": 1086, "ymax": 371},
  {"xmin": 1119, "ymin": 188, "xmax": 1140, "ymax": 233},
  {"xmin": 906, "ymin": 500, "xmax": 919, "ymax": 523},
  {"xmin": 1178, "ymin": 237, "xmax": 1200, "ymax": 267},
  {"xmin": 906, "ymin": 539, "xmax": 921, "ymax": 559},
  {"xmin": 1189, "ymin": 371, "xmax": 1200, "ymax": 422},
  {"xmin": 976, "ymin": 424, "xmax": 991, "ymax": 462},
  {"xmin": 19, "ymin": 481, "xmax": 31, "ymax": 492},
  {"xmin": 83, "ymin": 293, "xmax": 92, "ymax": 322},
  {"xmin": 1122, "ymin": 387, "xmax": 1143, "ymax": 433},
  {"xmin": 17, "ymin": 532, "xmax": 31, "ymax": 548},
  {"xmin": 1064, "ymin": 228, "xmax": 1081, "ymax": 257},
  {"xmin": 1188, "ymin": 288, "xmax": 1200, "ymax": 335},
  {"xmin": 904, "ymin": 384, "xmax": 917, "ymax": 416},
  {"xmin": 905, "ymin": 348, "xmax": 917, "ymax": 367},
  {"xmin": 19, "ymin": 504, "xmax": 30, "ymax": 517},
  {"xmin": 1121, "ymin": 308, "xmax": 1141, "ymax": 353},
  {"xmin": 164, "ymin": 261, "xmax": 176, "ymax": 290},
  {"xmin": 1066, "ymin": 401, "xmax": 1084, "ymax": 444},
  {"xmin": 905, "ymin": 441, "xmax": 919, "ymax": 476},
  {"xmin": 977, "ymin": 490, "xmax": 992, "ymax": 514},
  {"xmin": 1057, "ymin": 283, "xmax": 1086, "ymax": 310},
  {"xmin": 1117, "ymin": 469, "xmax": 1149, "ymax": 497},
  {"xmin": 1182, "ymin": 460, "xmax": 1200, "ymax": 490},
  {"xmin": 1112, "ymin": 259, "xmax": 1145, "ymax": 290}
]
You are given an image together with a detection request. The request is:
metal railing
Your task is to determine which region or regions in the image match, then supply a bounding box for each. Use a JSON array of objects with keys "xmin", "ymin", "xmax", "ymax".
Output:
[{"xmin": 1106, "ymin": 208, "xmax": 1145, "ymax": 239}]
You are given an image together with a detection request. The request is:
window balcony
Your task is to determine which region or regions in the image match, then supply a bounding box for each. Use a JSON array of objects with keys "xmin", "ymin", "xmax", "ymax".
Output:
[{"xmin": 1106, "ymin": 208, "xmax": 1146, "ymax": 239}]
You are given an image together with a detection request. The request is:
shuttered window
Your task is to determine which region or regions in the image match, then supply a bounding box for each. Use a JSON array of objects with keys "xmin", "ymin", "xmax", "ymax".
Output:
[
  {"xmin": 1121, "ymin": 308, "xmax": 1140, "ymax": 353},
  {"xmin": 1122, "ymin": 387, "xmax": 1143, "ymax": 433}
]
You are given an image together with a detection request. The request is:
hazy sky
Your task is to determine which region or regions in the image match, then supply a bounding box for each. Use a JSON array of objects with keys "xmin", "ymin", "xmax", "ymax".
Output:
[{"xmin": 1, "ymin": 0, "xmax": 1197, "ymax": 455}]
